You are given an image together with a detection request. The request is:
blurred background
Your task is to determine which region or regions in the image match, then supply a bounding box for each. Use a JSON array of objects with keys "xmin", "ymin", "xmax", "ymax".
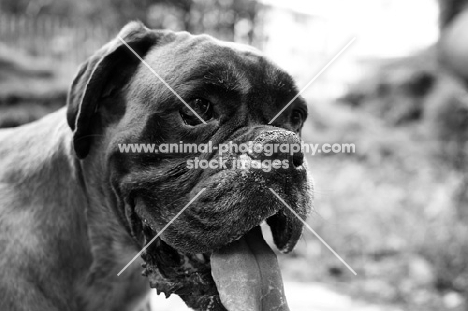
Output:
[{"xmin": 1, "ymin": 0, "xmax": 468, "ymax": 310}]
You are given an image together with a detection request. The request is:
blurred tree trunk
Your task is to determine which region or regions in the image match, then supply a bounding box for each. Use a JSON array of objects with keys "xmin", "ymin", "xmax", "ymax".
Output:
[
  {"xmin": 183, "ymin": 2, "xmax": 192, "ymax": 32},
  {"xmin": 438, "ymin": 0, "xmax": 468, "ymax": 28},
  {"xmin": 247, "ymin": 2, "xmax": 258, "ymax": 45}
]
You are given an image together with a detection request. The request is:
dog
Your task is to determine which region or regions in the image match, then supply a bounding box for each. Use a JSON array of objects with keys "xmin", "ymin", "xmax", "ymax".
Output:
[{"xmin": 0, "ymin": 22, "xmax": 312, "ymax": 311}]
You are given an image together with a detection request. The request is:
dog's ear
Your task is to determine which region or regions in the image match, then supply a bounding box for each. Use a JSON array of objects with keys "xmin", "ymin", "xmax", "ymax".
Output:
[{"xmin": 67, "ymin": 21, "xmax": 161, "ymax": 159}]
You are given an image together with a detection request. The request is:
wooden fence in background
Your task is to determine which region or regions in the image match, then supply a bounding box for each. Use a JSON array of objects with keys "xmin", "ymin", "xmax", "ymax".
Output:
[
  {"xmin": 0, "ymin": 13, "xmax": 112, "ymax": 67},
  {"xmin": 0, "ymin": 11, "xmax": 356, "ymax": 100}
]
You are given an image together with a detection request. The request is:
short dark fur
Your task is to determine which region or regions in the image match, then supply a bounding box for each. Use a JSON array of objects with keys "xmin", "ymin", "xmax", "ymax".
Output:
[{"xmin": 0, "ymin": 22, "xmax": 311, "ymax": 311}]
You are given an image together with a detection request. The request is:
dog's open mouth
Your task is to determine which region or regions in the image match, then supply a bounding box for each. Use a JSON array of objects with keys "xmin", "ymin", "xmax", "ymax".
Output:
[{"xmin": 133, "ymin": 208, "xmax": 296, "ymax": 311}]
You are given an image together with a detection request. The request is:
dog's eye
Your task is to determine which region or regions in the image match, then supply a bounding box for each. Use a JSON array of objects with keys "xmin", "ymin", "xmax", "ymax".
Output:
[
  {"xmin": 290, "ymin": 110, "xmax": 304, "ymax": 130},
  {"xmin": 180, "ymin": 98, "xmax": 213, "ymax": 126}
]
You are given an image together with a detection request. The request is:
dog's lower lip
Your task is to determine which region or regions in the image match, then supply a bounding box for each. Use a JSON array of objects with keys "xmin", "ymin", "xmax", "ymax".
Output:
[{"xmin": 140, "ymin": 221, "xmax": 225, "ymax": 309}]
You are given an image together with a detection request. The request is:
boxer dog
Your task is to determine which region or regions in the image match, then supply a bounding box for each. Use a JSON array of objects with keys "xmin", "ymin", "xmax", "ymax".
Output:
[{"xmin": 0, "ymin": 22, "xmax": 312, "ymax": 311}]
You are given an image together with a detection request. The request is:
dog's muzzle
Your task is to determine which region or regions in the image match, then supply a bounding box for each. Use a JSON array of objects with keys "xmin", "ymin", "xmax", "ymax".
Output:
[{"xmin": 123, "ymin": 127, "xmax": 311, "ymax": 311}]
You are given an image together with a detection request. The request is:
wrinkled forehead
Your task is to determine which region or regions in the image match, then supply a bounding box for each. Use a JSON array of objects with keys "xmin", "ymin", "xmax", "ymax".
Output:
[
  {"xmin": 142, "ymin": 31, "xmax": 297, "ymax": 96},
  {"xmin": 172, "ymin": 31, "xmax": 264, "ymax": 68}
]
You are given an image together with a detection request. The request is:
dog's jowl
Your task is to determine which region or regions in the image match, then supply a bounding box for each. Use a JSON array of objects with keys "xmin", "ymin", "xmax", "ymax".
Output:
[{"xmin": 0, "ymin": 22, "xmax": 312, "ymax": 311}]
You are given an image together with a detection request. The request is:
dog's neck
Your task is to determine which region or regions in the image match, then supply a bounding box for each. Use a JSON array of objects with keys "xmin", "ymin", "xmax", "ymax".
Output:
[
  {"xmin": 65, "ymin": 110, "xmax": 150, "ymax": 309},
  {"xmin": 77, "ymin": 151, "xmax": 149, "ymax": 310},
  {"xmin": 0, "ymin": 108, "xmax": 148, "ymax": 310}
]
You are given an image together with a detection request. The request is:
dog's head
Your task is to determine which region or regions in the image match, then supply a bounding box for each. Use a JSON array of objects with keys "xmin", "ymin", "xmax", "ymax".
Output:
[{"xmin": 67, "ymin": 22, "xmax": 312, "ymax": 310}]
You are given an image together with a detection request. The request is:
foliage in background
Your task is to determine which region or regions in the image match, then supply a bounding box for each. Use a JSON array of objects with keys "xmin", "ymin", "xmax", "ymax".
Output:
[
  {"xmin": 0, "ymin": 0, "xmax": 261, "ymax": 42},
  {"xmin": 299, "ymin": 42, "xmax": 468, "ymax": 310},
  {"xmin": 0, "ymin": 0, "xmax": 261, "ymax": 126}
]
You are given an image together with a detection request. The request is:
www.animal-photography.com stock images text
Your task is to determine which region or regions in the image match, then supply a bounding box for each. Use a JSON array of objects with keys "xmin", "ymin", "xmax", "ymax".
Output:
[{"xmin": 1, "ymin": 1, "xmax": 467, "ymax": 311}]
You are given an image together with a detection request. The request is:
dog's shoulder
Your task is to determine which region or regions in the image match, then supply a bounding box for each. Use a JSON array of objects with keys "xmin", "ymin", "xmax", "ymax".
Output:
[
  {"xmin": 0, "ymin": 108, "xmax": 92, "ymax": 309},
  {"xmin": 0, "ymin": 108, "xmax": 78, "ymax": 222},
  {"xmin": 0, "ymin": 108, "xmax": 66, "ymax": 171}
]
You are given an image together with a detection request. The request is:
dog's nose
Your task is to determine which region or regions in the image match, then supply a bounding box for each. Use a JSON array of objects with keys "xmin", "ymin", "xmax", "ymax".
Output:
[{"xmin": 250, "ymin": 129, "xmax": 304, "ymax": 169}]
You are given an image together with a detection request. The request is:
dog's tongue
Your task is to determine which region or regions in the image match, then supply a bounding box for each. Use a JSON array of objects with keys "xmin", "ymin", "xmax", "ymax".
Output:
[{"xmin": 210, "ymin": 226, "xmax": 290, "ymax": 311}]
